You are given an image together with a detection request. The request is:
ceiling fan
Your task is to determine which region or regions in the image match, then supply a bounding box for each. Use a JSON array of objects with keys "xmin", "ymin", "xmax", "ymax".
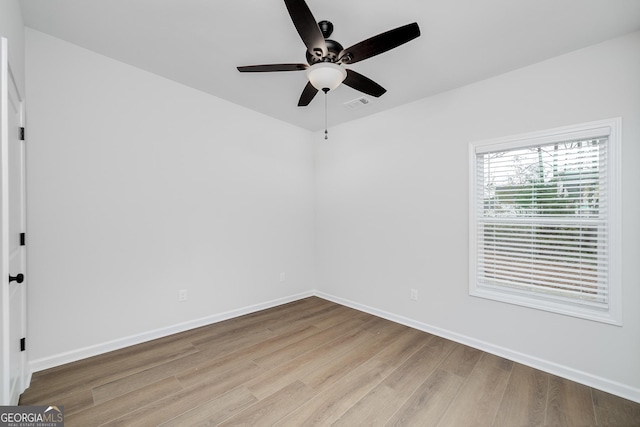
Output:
[{"xmin": 237, "ymin": 0, "xmax": 421, "ymax": 107}]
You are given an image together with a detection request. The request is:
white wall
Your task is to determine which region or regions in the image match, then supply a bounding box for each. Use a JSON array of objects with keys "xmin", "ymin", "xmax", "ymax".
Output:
[
  {"xmin": 25, "ymin": 29, "xmax": 315, "ymax": 368},
  {"xmin": 0, "ymin": 0, "xmax": 24, "ymax": 94},
  {"xmin": 315, "ymin": 31, "xmax": 640, "ymax": 401}
]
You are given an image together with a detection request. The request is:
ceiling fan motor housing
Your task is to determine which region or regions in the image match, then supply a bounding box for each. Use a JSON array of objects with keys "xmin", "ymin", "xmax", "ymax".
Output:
[{"xmin": 306, "ymin": 37, "xmax": 344, "ymax": 64}]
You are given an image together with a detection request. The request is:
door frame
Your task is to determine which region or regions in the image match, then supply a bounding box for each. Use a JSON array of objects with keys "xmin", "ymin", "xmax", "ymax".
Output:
[{"xmin": 0, "ymin": 36, "xmax": 28, "ymax": 405}]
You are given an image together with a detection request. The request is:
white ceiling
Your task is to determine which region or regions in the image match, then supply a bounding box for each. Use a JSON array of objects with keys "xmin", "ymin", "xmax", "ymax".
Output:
[{"xmin": 20, "ymin": 0, "xmax": 640, "ymax": 131}]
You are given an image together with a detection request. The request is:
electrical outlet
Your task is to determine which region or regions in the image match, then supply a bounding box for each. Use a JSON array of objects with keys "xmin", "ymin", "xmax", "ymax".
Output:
[
  {"xmin": 179, "ymin": 289, "xmax": 187, "ymax": 302},
  {"xmin": 410, "ymin": 288, "xmax": 418, "ymax": 301},
  {"xmin": 280, "ymin": 272, "xmax": 286, "ymax": 282}
]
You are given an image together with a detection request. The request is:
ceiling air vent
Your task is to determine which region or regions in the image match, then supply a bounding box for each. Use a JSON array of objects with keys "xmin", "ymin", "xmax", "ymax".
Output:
[{"xmin": 343, "ymin": 97, "xmax": 372, "ymax": 110}]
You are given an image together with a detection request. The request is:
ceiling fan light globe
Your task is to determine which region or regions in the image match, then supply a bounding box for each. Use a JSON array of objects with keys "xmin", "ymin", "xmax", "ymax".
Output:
[{"xmin": 307, "ymin": 63, "xmax": 347, "ymax": 91}]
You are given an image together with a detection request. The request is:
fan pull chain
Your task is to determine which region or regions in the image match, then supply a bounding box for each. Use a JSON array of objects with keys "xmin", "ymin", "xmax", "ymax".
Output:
[{"xmin": 323, "ymin": 88, "xmax": 329, "ymax": 140}]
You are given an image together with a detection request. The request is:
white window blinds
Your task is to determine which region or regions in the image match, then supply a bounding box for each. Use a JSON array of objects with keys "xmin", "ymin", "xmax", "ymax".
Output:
[{"xmin": 469, "ymin": 119, "xmax": 621, "ymax": 324}]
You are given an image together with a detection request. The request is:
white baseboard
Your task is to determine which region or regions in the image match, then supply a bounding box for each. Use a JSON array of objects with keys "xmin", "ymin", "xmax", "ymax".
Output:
[
  {"xmin": 315, "ymin": 291, "xmax": 640, "ymax": 404},
  {"xmin": 27, "ymin": 289, "xmax": 640, "ymax": 404},
  {"xmin": 28, "ymin": 290, "xmax": 314, "ymax": 374}
]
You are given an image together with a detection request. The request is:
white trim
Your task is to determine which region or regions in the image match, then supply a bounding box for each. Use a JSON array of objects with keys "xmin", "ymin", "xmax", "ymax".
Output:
[
  {"xmin": 28, "ymin": 290, "xmax": 314, "ymax": 373},
  {"xmin": 0, "ymin": 37, "xmax": 11, "ymax": 405},
  {"xmin": 472, "ymin": 120, "xmax": 614, "ymax": 154},
  {"xmin": 315, "ymin": 291, "xmax": 640, "ymax": 404}
]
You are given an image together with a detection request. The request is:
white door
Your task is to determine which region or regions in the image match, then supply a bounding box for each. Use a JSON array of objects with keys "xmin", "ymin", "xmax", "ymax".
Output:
[{"xmin": 1, "ymin": 37, "xmax": 27, "ymax": 405}]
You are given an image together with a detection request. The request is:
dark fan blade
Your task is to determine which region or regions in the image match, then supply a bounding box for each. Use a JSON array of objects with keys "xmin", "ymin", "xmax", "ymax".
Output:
[
  {"xmin": 298, "ymin": 81, "xmax": 318, "ymax": 106},
  {"xmin": 343, "ymin": 69, "xmax": 387, "ymax": 97},
  {"xmin": 284, "ymin": 0, "xmax": 327, "ymax": 59},
  {"xmin": 339, "ymin": 22, "xmax": 420, "ymax": 64},
  {"xmin": 237, "ymin": 64, "xmax": 308, "ymax": 72}
]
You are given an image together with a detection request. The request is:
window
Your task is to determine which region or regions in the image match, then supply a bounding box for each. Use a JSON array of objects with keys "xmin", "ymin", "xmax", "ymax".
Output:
[{"xmin": 469, "ymin": 119, "xmax": 621, "ymax": 325}]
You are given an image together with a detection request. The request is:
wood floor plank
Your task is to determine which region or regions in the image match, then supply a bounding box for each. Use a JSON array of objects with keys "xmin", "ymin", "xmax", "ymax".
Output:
[
  {"xmin": 265, "ymin": 302, "xmax": 349, "ymax": 334},
  {"xmin": 437, "ymin": 352, "xmax": 513, "ymax": 427},
  {"xmin": 333, "ymin": 384, "xmax": 398, "ymax": 427},
  {"xmin": 302, "ymin": 321, "xmax": 406, "ymax": 392},
  {"xmin": 334, "ymin": 337, "xmax": 452, "ymax": 426},
  {"xmin": 245, "ymin": 328, "xmax": 374, "ymax": 399},
  {"xmin": 226, "ymin": 323, "xmax": 320, "ymax": 363},
  {"xmin": 310, "ymin": 306, "xmax": 371, "ymax": 331},
  {"xmin": 438, "ymin": 342, "xmax": 483, "ymax": 378},
  {"xmin": 251, "ymin": 316, "xmax": 365, "ymax": 370},
  {"xmin": 424, "ymin": 334, "xmax": 458, "ymax": 357},
  {"xmin": 369, "ymin": 326, "xmax": 433, "ymax": 367},
  {"xmin": 219, "ymin": 381, "xmax": 317, "ymax": 426},
  {"xmin": 175, "ymin": 359, "xmax": 264, "ymax": 391},
  {"xmin": 66, "ymin": 377, "xmax": 183, "ymax": 426},
  {"xmin": 258, "ymin": 305, "xmax": 337, "ymax": 333},
  {"xmin": 90, "ymin": 350, "xmax": 210, "ymax": 404},
  {"xmin": 592, "ymin": 389, "xmax": 640, "ymax": 426},
  {"xmin": 159, "ymin": 386, "xmax": 258, "ymax": 427},
  {"xmin": 386, "ymin": 368, "xmax": 465, "ymax": 426},
  {"xmin": 493, "ymin": 363, "xmax": 549, "ymax": 427},
  {"xmin": 546, "ymin": 375, "xmax": 597, "ymax": 426},
  {"xmin": 178, "ymin": 324, "xmax": 323, "ymax": 387},
  {"xmin": 102, "ymin": 364, "xmax": 263, "ymax": 426},
  {"xmin": 190, "ymin": 321, "xmax": 276, "ymax": 354},
  {"xmin": 19, "ymin": 387, "xmax": 94, "ymax": 417},
  {"xmin": 276, "ymin": 358, "xmax": 393, "ymax": 425},
  {"xmin": 347, "ymin": 312, "xmax": 392, "ymax": 334}
]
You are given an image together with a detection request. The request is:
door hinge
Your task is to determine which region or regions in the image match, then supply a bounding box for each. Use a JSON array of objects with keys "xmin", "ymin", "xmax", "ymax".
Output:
[
  {"xmin": 20, "ymin": 337, "xmax": 26, "ymax": 352},
  {"xmin": 19, "ymin": 127, "xmax": 25, "ymax": 141},
  {"xmin": 20, "ymin": 232, "xmax": 25, "ymax": 246}
]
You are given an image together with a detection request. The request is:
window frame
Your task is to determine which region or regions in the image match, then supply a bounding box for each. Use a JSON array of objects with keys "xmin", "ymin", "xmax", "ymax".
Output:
[{"xmin": 468, "ymin": 118, "xmax": 621, "ymax": 325}]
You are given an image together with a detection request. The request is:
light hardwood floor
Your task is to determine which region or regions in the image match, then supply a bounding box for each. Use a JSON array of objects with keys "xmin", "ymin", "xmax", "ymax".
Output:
[{"xmin": 20, "ymin": 297, "xmax": 640, "ymax": 426}]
